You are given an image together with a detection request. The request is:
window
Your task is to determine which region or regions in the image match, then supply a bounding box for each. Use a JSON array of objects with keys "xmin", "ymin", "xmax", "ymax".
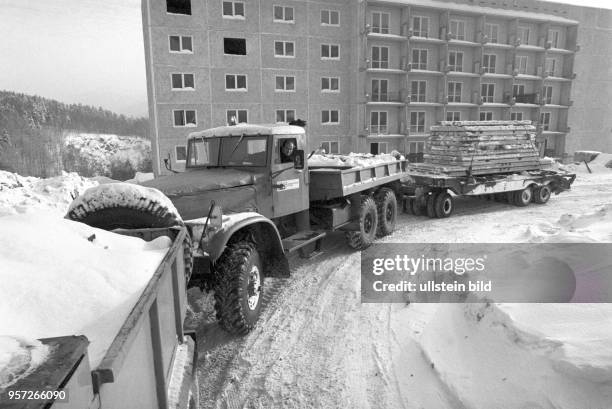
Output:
[
  {"xmin": 481, "ymin": 83, "xmax": 495, "ymax": 103},
  {"xmin": 411, "ymin": 80, "xmax": 426, "ymax": 102},
  {"xmin": 173, "ymin": 110, "xmax": 196, "ymax": 127},
  {"xmin": 512, "ymin": 84, "xmax": 525, "ymax": 97},
  {"xmin": 175, "ymin": 145, "xmax": 187, "ymax": 162},
  {"xmin": 515, "ymin": 55, "xmax": 528, "ymax": 74},
  {"xmin": 412, "ymin": 49, "xmax": 428, "ymax": 70},
  {"xmin": 321, "ymin": 10, "xmax": 339, "ymax": 26},
  {"xmin": 480, "ymin": 111, "xmax": 493, "ymax": 121},
  {"xmin": 511, "ymin": 112, "xmax": 523, "ymax": 121},
  {"xmin": 542, "ymin": 86, "xmax": 553, "ymax": 104},
  {"xmin": 275, "ymin": 76, "xmax": 295, "ymax": 92},
  {"xmin": 545, "ymin": 58, "xmax": 556, "ymax": 76},
  {"xmin": 322, "ymin": 110, "xmax": 339, "ymax": 124},
  {"xmin": 518, "ymin": 26, "xmax": 530, "ymax": 45},
  {"xmin": 540, "ymin": 112, "xmax": 551, "ymax": 130},
  {"xmin": 483, "ymin": 54, "xmax": 496, "ymax": 73},
  {"xmin": 371, "ymin": 79, "xmax": 388, "ymax": 102},
  {"xmin": 227, "ymin": 109, "xmax": 248, "ymax": 124},
  {"xmin": 167, "ymin": 0, "xmax": 191, "ymax": 15},
  {"xmin": 169, "ymin": 35, "xmax": 193, "ymax": 53},
  {"xmin": 371, "ymin": 46, "xmax": 388, "ymax": 69},
  {"xmin": 322, "ymin": 141, "xmax": 339, "ymax": 154},
  {"xmin": 450, "ymin": 19, "xmax": 465, "ymax": 41},
  {"xmin": 372, "ymin": 12, "xmax": 390, "ymax": 34},
  {"xmin": 548, "ymin": 29, "xmax": 560, "ymax": 48},
  {"xmin": 448, "ymin": 81, "xmax": 462, "ymax": 103},
  {"xmin": 412, "ymin": 16, "xmax": 429, "ymax": 37},
  {"xmin": 485, "ymin": 23, "xmax": 499, "ymax": 43},
  {"xmin": 222, "ymin": 1, "xmax": 244, "ymax": 18},
  {"xmin": 171, "ymin": 73, "xmax": 195, "ymax": 90},
  {"xmin": 273, "ymin": 5, "xmax": 294, "ymax": 22},
  {"xmin": 274, "ymin": 41, "xmax": 295, "ymax": 57},
  {"xmin": 321, "ymin": 77, "xmax": 340, "ymax": 92},
  {"xmin": 225, "ymin": 74, "xmax": 247, "ymax": 90},
  {"xmin": 370, "ymin": 142, "xmax": 388, "ymax": 155},
  {"xmin": 224, "ymin": 38, "xmax": 246, "ymax": 55},
  {"xmin": 276, "ymin": 109, "xmax": 296, "ymax": 123},
  {"xmin": 321, "ymin": 44, "xmax": 340, "ymax": 59},
  {"xmin": 409, "ymin": 111, "xmax": 426, "ymax": 133},
  {"xmin": 448, "ymin": 50, "xmax": 463, "ymax": 72},
  {"xmin": 370, "ymin": 111, "xmax": 388, "ymax": 134},
  {"xmin": 446, "ymin": 111, "xmax": 461, "ymax": 121},
  {"xmin": 408, "ymin": 142, "xmax": 424, "ymax": 153}
]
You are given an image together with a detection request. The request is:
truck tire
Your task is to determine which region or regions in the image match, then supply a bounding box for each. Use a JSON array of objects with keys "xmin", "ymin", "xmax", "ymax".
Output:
[
  {"xmin": 213, "ymin": 240, "xmax": 263, "ymax": 334},
  {"xmin": 426, "ymin": 193, "xmax": 437, "ymax": 218},
  {"xmin": 346, "ymin": 196, "xmax": 378, "ymax": 250},
  {"xmin": 375, "ymin": 188, "xmax": 397, "ymax": 237},
  {"xmin": 513, "ymin": 187, "xmax": 533, "ymax": 207},
  {"xmin": 434, "ymin": 192, "xmax": 453, "ymax": 218},
  {"xmin": 534, "ymin": 185, "xmax": 552, "ymax": 204}
]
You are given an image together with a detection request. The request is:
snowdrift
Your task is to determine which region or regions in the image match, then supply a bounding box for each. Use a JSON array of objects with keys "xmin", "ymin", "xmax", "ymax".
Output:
[
  {"xmin": 309, "ymin": 151, "xmax": 404, "ymax": 168},
  {"xmin": 0, "ymin": 213, "xmax": 171, "ymax": 391}
]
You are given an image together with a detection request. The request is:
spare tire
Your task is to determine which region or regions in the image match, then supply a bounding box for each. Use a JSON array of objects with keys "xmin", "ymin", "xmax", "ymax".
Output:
[{"xmin": 65, "ymin": 183, "xmax": 183, "ymax": 229}]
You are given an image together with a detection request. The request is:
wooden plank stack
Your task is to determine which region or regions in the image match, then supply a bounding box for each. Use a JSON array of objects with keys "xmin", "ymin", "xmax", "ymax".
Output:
[{"xmin": 412, "ymin": 121, "xmax": 542, "ymax": 177}]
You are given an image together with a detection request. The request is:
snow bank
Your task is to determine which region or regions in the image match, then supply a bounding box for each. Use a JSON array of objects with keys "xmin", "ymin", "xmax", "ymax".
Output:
[
  {"xmin": 309, "ymin": 151, "xmax": 404, "ymax": 168},
  {"xmin": 561, "ymin": 152, "xmax": 612, "ymax": 175},
  {"xmin": 0, "ymin": 337, "xmax": 49, "ymax": 391},
  {"xmin": 420, "ymin": 303, "xmax": 612, "ymax": 409},
  {"xmin": 0, "ymin": 170, "xmax": 98, "ymax": 217},
  {"xmin": 126, "ymin": 172, "xmax": 154, "ymax": 184},
  {"xmin": 0, "ymin": 213, "xmax": 172, "ymax": 389}
]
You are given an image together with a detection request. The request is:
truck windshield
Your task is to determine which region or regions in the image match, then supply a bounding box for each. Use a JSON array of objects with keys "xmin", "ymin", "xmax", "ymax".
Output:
[{"xmin": 187, "ymin": 136, "xmax": 268, "ymax": 167}]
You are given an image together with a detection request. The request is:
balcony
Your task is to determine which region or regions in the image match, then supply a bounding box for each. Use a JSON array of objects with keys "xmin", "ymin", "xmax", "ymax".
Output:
[
  {"xmin": 364, "ymin": 60, "xmax": 406, "ymax": 74},
  {"xmin": 369, "ymin": 125, "xmax": 389, "ymax": 135},
  {"xmin": 366, "ymin": 92, "xmax": 406, "ymax": 105},
  {"xmin": 514, "ymin": 93, "xmax": 539, "ymax": 104}
]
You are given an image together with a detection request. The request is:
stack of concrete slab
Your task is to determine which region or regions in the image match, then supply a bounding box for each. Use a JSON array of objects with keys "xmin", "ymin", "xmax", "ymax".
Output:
[{"xmin": 411, "ymin": 121, "xmax": 542, "ymax": 176}]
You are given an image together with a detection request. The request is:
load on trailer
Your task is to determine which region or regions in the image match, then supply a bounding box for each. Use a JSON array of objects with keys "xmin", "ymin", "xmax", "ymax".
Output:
[{"xmin": 65, "ymin": 121, "xmax": 575, "ymax": 335}]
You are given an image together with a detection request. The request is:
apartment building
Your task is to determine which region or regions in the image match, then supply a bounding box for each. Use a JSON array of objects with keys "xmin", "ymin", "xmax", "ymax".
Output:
[{"xmin": 143, "ymin": 0, "xmax": 588, "ymax": 175}]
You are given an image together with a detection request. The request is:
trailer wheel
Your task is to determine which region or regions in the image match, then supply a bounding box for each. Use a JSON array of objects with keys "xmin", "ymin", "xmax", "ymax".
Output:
[
  {"xmin": 534, "ymin": 185, "xmax": 552, "ymax": 204},
  {"xmin": 426, "ymin": 193, "xmax": 437, "ymax": 218},
  {"xmin": 434, "ymin": 192, "xmax": 454, "ymax": 218},
  {"xmin": 213, "ymin": 240, "xmax": 263, "ymax": 334},
  {"xmin": 346, "ymin": 196, "xmax": 378, "ymax": 250},
  {"xmin": 513, "ymin": 187, "xmax": 533, "ymax": 207},
  {"xmin": 375, "ymin": 188, "xmax": 397, "ymax": 237}
]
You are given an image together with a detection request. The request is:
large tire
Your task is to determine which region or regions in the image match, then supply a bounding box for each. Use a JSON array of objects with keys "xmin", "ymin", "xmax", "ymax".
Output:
[
  {"xmin": 346, "ymin": 196, "xmax": 378, "ymax": 250},
  {"xmin": 534, "ymin": 185, "xmax": 552, "ymax": 204},
  {"xmin": 434, "ymin": 192, "xmax": 454, "ymax": 218},
  {"xmin": 213, "ymin": 240, "xmax": 263, "ymax": 334},
  {"xmin": 513, "ymin": 187, "xmax": 533, "ymax": 207},
  {"xmin": 375, "ymin": 188, "xmax": 397, "ymax": 237}
]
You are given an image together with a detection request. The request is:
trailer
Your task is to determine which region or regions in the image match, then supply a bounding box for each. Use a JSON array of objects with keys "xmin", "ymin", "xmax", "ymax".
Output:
[{"xmin": 0, "ymin": 227, "xmax": 197, "ymax": 409}]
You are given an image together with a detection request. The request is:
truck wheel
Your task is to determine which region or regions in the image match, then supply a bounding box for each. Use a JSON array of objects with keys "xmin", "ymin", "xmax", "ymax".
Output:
[
  {"xmin": 513, "ymin": 187, "xmax": 533, "ymax": 207},
  {"xmin": 434, "ymin": 192, "xmax": 453, "ymax": 218},
  {"xmin": 213, "ymin": 240, "xmax": 263, "ymax": 335},
  {"xmin": 426, "ymin": 193, "xmax": 437, "ymax": 218},
  {"xmin": 534, "ymin": 185, "xmax": 552, "ymax": 204},
  {"xmin": 346, "ymin": 196, "xmax": 378, "ymax": 250},
  {"xmin": 375, "ymin": 188, "xmax": 397, "ymax": 237}
]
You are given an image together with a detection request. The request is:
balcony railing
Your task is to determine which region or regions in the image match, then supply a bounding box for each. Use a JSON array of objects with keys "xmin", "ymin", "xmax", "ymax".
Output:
[
  {"xmin": 514, "ymin": 93, "xmax": 539, "ymax": 104},
  {"xmin": 370, "ymin": 60, "xmax": 390, "ymax": 69},
  {"xmin": 369, "ymin": 125, "xmax": 389, "ymax": 135},
  {"xmin": 369, "ymin": 92, "xmax": 404, "ymax": 103}
]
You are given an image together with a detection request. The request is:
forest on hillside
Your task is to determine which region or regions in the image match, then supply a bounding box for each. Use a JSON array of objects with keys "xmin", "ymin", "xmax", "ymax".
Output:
[{"xmin": 0, "ymin": 91, "xmax": 150, "ymax": 178}]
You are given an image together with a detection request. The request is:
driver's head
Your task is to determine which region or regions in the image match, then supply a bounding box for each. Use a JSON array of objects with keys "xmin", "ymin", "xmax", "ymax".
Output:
[{"xmin": 282, "ymin": 140, "xmax": 295, "ymax": 156}]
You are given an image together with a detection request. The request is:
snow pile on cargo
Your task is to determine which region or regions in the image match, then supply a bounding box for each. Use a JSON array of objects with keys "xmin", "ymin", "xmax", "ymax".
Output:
[
  {"xmin": 419, "ymin": 303, "xmax": 612, "ymax": 409},
  {"xmin": 309, "ymin": 151, "xmax": 404, "ymax": 168},
  {"xmin": 0, "ymin": 170, "xmax": 98, "ymax": 217},
  {"xmin": 0, "ymin": 212, "xmax": 172, "ymax": 386}
]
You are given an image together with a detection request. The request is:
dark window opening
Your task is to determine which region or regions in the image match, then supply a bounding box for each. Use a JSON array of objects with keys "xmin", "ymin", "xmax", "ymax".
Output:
[
  {"xmin": 224, "ymin": 38, "xmax": 247, "ymax": 55},
  {"xmin": 176, "ymin": 146, "xmax": 187, "ymax": 161},
  {"xmin": 167, "ymin": 0, "xmax": 191, "ymax": 15}
]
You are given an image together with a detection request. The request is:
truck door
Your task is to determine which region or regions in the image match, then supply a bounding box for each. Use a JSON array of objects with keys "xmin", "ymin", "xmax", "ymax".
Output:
[{"xmin": 271, "ymin": 137, "xmax": 309, "ymax": 218}]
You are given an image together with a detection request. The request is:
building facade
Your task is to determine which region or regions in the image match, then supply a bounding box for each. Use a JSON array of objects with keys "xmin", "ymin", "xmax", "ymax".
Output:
[{"xmin": 143, "ymin": 0, "xmax": 591, "ymax": 175}]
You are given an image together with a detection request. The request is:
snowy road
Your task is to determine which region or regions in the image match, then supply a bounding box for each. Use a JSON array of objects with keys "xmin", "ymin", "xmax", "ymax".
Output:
[{"xmin": 189, "ymin": 167, "xmax": 612, "ymax": 409}]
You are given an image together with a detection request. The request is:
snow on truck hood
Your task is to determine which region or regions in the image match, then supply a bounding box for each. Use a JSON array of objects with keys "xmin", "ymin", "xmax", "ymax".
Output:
[
  {"xmin": 141, "ymin": 167, "xmax": 259, "ymax": 197},
  {"xmin": 0, "ymin": 213, "xmax": 172, "ymax": 390}
]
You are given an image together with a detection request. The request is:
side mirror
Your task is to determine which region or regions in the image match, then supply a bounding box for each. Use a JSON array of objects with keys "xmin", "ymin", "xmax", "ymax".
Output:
[{"xmin": 293, "ymin": 149, "xmax": 305, "ymax": 170}]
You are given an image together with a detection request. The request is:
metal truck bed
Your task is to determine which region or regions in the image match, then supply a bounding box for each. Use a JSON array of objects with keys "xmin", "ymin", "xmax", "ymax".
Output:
[{"xmin": 309, "ymin": 160, "xmax": 408, "ymax": 201}]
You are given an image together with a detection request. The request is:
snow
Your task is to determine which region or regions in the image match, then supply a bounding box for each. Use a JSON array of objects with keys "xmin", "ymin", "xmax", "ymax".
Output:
[
  {"xmin": 0, "ymin": 213, "xmax": 172, "ymax": 389},
  {"xmin": 0, "ymin": 337, "xmax": 49, "ymax": 391},
  {"xmin": 309, "ymin": 151, "xmax": 404, "ymax": 168},
  {"xmin": 0, "ymin": 170, "xmax": 98, "ymax": 217},
  {"xmin": 126, "ymin": 172, "xmax": 154, "ymax": 184}
]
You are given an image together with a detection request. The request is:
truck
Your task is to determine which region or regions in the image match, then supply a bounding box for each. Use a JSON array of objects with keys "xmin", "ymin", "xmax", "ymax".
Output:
[
  {"xmin": 0, "ymin": 227, "xmax": 198, "ymax": 409},
  {"xmin": 64, "ymin": 122, "xmax": 575, "ymax": 336}
]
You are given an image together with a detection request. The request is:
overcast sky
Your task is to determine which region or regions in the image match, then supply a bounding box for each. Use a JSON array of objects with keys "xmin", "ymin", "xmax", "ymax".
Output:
[{"xmin": 0, "ymin": 0, "xmax": 610, "ymax": 118}]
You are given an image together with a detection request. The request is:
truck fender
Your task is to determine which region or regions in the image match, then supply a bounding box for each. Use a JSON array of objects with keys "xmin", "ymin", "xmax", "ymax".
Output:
[{"xmin": 206, "ymin": 213, "xmax": 289, "ymax": 278}]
